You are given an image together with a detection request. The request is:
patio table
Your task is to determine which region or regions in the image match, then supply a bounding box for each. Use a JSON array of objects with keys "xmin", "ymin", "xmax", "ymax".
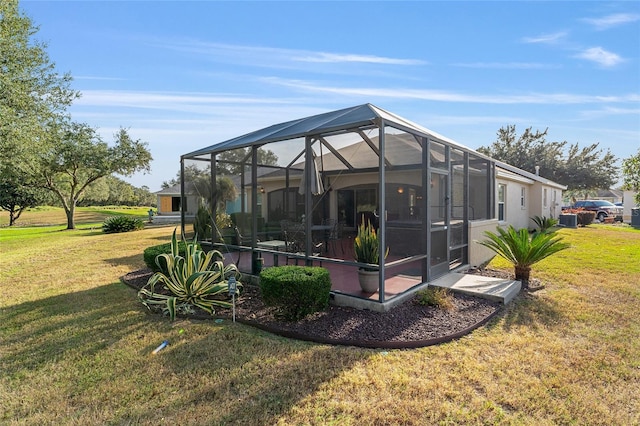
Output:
[
  {"xmin": 257, "ymin": 240, "xmax": 287, "ymax": 266},
  {"xmin": 311, "ymin": 225, "xmax": 332, "ymax": 252}
]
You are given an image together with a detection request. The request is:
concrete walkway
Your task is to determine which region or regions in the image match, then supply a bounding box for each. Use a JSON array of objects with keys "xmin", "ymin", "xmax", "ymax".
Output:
[{"xmin": 429, "ymin": 272, "xmax": 521, "ymax": 305}]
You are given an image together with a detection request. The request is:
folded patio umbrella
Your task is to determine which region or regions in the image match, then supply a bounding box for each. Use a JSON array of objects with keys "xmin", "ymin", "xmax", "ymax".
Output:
[{"xmin": 299, "ymin": 151, "xmax": 324, "ymax": 195}]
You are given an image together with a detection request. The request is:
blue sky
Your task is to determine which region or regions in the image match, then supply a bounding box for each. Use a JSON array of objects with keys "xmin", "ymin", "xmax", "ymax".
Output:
[{"xmin": 21, "ymin": 1, "xmax": 640, "ymax": 191}]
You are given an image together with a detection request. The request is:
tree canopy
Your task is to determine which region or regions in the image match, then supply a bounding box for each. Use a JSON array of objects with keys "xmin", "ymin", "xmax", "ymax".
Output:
[
  {"xmin": 162, "ymin": 165, "xmax": 237, "ymax": 212},
  {"xmin": 0, "ymin": 0, "xmax": 78, "ymax": 184},
  {"xmin": 80, "ymin": 176, "xmax": 156, "ymax": 207},
  {"xmin": 1, "ymin": 2, "xmax": 154, "ymax": 227},
  {"xmin": 478, "ymin": 125, "xmax": 618, "ymax": 194},
  {"xmin": 216, "ymin": 147, "xmax": 278, "ymax": 175},
  {"xmin": 39, "ymin": 124, "xmax": 152, "ymax": 229},
  {"xmin": 0, "ymin": 179, "xmax": 49, "ymax": 226},
  {"xmin": 622, "ymin": 149, "xmax": 640, "ymax": 205}
]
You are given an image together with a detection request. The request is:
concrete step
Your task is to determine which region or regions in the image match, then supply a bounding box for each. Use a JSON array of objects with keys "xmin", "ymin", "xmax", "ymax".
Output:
[{"xmin": 429, "ymin": 272, "xmax": 521, "ymax": 305}]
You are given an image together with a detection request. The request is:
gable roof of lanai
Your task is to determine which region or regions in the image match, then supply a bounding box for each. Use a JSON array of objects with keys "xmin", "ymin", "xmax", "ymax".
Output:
[{"xmin": 182, "ymin": 103, "xmax": 484, "ymax": 161}]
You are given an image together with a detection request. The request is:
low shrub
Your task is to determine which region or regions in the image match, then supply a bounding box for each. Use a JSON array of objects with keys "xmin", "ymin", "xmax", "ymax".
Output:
[
  {"xmin": 577, "ymin": 211, "xmax": 596, "ymax": 226},
  {"xmin": 102, "ymin": 216, "xmax": 144, "ymax": 234},
  {"xmin": 143, "ymin": 240, "xmax": 193, "ymax": 273},
  {"xmin": 416, "ymin": 287, "xmax": 454, "ymax": 310},
  {"xmin": 260, "ymin": 266, "xmax": 331, "ymax": 321}
]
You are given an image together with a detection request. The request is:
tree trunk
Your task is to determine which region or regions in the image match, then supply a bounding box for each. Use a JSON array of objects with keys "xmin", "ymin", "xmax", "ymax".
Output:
[
  {"xmin": 515, "ymin": 265, "xmax": 531, "ymax": 286},
  {"xmin": 12, "ymin": 206, "xmax": 27, "ymax": 226},
  {"xmin": 65, "ymin": 203, "xmax": 76, "ymax": 230}
]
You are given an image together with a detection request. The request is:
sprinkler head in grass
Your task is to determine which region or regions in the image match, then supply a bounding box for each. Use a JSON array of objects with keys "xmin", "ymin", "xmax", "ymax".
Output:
[{"xmin": 152, "ymin": 340, "xmax": 169, "ymax": 355}]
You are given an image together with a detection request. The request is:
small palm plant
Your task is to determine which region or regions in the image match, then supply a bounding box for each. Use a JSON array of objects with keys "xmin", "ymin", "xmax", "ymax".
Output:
[
  {"xmin": 531, "ymin": 215, "xmax": 558, "ymax": 234},
  {"xmin": 138, "ymin": 229, "xmax": 241, "ymax": 321},
  {"xmin": 477, "ymin": 225, "xmax": 569, "ymax": 285}
]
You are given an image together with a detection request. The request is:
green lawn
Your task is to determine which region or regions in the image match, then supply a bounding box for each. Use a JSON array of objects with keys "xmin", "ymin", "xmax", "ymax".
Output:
[
  {"xmin": 1, "ymin": 215, "xmax": 639, "ymax": 424},
  {"xmin": 0, "ymin": 205, "xmax": 151, "ymax": 228}
]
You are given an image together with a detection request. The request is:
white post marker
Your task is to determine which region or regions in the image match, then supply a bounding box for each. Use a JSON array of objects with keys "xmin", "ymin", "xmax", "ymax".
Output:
[{"xmin": 228, "ymin": 276, "xmax": 237, "ymax": 323}]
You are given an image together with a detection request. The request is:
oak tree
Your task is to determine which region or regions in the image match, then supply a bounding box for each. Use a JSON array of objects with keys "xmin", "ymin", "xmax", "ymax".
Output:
[
  {"xmin": 622, "ymin": 149, "xmax": 640, "ymax": 205},
  {"xmin": 0, "ymin": 0, "xmax": 78, "ymax": 191},
  {"xmin": 0, "ymin": 179, "xmax": 48, "ymax": 226},
  {"xmin": 40, "ymin": 124, "xmax": 152, "ymax": 229},
  {"xmin": 478, "ymin": 125, "xmax": 618, "ymax": 193}
]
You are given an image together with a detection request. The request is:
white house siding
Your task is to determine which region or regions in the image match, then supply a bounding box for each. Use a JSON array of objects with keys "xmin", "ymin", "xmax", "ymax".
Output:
[
  {"xmin": 468, "ymin": 219, "xmax": 501, "ymax": 267},
  {"xmin": 496, "ymin": 168, "xmax": 534, "ymax": 230},
  {"xmin": 623, "ymin": 190, "xmax": 639, "ymax": 223},
  {"xmin": 495, "ymin": 165, "xmax": 566, "ymax": 231}
]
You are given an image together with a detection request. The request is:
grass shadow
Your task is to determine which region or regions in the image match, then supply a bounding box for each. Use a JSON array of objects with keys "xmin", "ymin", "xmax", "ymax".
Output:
[
  {"xmin": 123, "ymin": 326, "xmax": 374, "ymax": 425},
  {"xmin": 64, "ymin": 228, "xmax": 104, "ymax": 236},
  {"xmin": 488, "ymin": 291, "xmax": 567, "ymax": 332},
  {"xmin": 104, "ymin": 253, "xmax": 146, "ymax": 269},
  {"xmin": 2, "ymin": 281, "xmax": 376, "ymax": 424},
  {"xmin": 0, "ymin": 283, "xmax": 148, "ymax": 373}
]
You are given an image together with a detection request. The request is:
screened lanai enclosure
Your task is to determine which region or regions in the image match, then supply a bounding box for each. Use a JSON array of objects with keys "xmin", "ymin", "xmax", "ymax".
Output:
[{"xmin": 181, "ymin": 104, "xmax": 495, "ymax": 308}]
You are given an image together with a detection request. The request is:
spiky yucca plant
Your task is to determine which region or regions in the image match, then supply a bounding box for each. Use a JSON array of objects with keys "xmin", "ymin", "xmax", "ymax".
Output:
[
  {"xmin": 354, "ymin": 217, "xmax": 388, "ymax": 270},
  {"xmin": 477, "ymin": 225, "xmax": 569, "ymax": 285},
  {"xmin": 138, "ymin": 229, "xmax": 241, "ymax": 320}
]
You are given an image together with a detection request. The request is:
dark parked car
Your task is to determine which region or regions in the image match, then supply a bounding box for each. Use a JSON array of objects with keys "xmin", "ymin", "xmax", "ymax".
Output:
[{"xmin": 571, "ymin": 200, "xmax": 623, "ymax": 222}]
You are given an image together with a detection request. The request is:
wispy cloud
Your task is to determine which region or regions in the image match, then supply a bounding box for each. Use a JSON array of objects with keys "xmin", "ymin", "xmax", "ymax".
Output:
[
  {"xmin": 152, "ymin": 39, "xmax": 425, "ymax": 70},
  {"xmin": 293, "ymin": 52, "xmax": 425, "ymax": 65},
  {"xmin": 580, "ymin": 106, "xmax": 640, "ymax": 119},
  {"xmin": 521, "ymin": 31, "xmax": 568, "ymax": 44},
  {"xmin": 72, "ymin": 90, "xmax": 327, "ymax": 137},
  {"xmin": 452, "ymin": 62, "xmax": 560, "ymax": 70},
  {"xmin": 264, "ymin": 78, "xmax": 640, "ymax": 105},
  {"xmin": 582, "ymin": 13, "xmax": 640, "ymax": 30},
  {"xmin": 76, "ymin": 90, "xmax": 291, "ymax": 114},
  {"xmin": 74, "ymin": 75, "xmax": 125, "ymax": 81},
  {"xmin": 421, "ymin": 114, "xmax": 529, "ymax": 126},
  {"xmin": 574, "ymin": 47, "xmax": 624, "ymax": 67}
]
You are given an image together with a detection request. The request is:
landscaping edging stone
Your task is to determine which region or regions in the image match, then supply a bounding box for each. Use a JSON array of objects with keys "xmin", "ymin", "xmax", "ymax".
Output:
[{"xmin": 121, "ymin": 269, "xmax": 503, "ymax": 349}]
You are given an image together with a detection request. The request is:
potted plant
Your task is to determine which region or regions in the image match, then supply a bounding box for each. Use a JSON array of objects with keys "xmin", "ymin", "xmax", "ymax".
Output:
[{"xmin": 354, "ymin": 217, "xmax": 388, "ymax": 292}]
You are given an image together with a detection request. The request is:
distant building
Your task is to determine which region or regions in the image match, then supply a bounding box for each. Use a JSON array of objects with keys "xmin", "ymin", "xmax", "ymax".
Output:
[
  {"xmin": 154, "ymin": 183, "xmax": 198, "ymax": 223},
  {"xmin": 596, "ymin": 188, "xmax": 624, "ymax": 205}
]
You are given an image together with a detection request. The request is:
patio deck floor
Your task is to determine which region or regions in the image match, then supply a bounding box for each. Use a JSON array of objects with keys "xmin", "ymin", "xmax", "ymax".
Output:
[{"xmin": 219, "ymin": 239, "xmax": 520, "ymax": 311}]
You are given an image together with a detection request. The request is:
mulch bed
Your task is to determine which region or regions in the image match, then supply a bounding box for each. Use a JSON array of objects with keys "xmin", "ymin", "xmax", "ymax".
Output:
[{"xmin": 122, "ymin": 268, "xmax": 507, "ymax": 349}]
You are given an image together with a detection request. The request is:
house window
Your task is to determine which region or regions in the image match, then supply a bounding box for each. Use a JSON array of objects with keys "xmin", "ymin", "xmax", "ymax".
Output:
[
  {"xmin": 267, "ymin": 188, "xmax": 303, "ymax": 222},
  {"xmin": 338, "ymin": 187, "xmax": 378, "ymax": 228},
  {"xmin": 171, "ymin": 196, "xmax": 182, "ymax": 212},
  {"xmin": 520, "ymin": 187, "xmax": 526, "ymax": 209},
  {"xmin": 498, "ymin": 184, "xmax": 506, "ymax": 221},
  {"xmin": 543, "ymin": 188, "xmax": 548, "ymax": 208}
]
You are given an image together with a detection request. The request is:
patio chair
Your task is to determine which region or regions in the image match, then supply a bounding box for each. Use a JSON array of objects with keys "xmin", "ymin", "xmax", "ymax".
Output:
[
  {"xmin": 282, "ymin": 225, "xmax": 323, "ymax": 266},
  {"xmin": 234, "ymin": 226, "xmax": 253, "ymax": 265},
  {"xmin": 323, "ymin": 218, "xmax": 344, "ymax": 256}
]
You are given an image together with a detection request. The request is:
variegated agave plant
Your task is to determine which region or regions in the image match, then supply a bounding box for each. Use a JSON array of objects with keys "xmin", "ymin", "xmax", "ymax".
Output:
[{"xmin": 138, "ymin": 229, "xmax": 241, "ymax": 321}]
